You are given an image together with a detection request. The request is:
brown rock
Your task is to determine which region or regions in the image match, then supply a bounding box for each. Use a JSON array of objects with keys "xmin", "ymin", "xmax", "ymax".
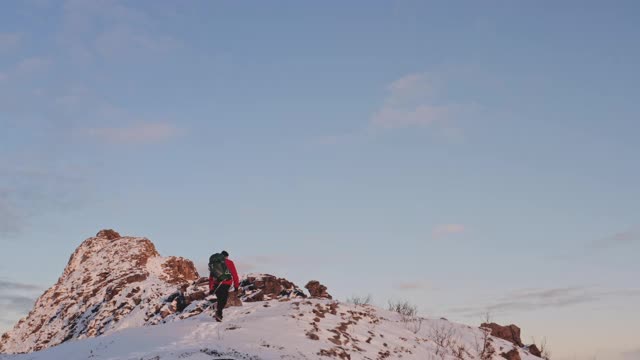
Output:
[
  {"xmin": 96, "ymin": 229, "xmax": 121, "ymax": 240},
  {"xmin": 501, "ymin": 349, "xmax": 522, "ymax": 360},
  {"xmin": 188, "ymin": 290, "xmax": 206, "ymax": 302},
  {"xmin": 161, "ymin": 257, "xmax": 199, "ymax": 284},
  {"xmin": 305, "ymin": 280, "xmax": 332, "ymax": 299},
  {"xmin": 242, "ymin": 274, "xmax": 304, "ymax": 302},
  {"xmin": 481, "ymin": 323, "xmax": 524, "ymax": 347},
  {"xmin": 527, "ymin": 344, "xmax": 542, "ymax": 357}
]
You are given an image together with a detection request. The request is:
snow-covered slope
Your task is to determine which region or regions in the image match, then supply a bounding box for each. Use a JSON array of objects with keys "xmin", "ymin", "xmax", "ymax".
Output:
[
  {"xmin": 0, "ymin": 229, "xmax": 545, "ymax": 360},
  {"xmin": 0, "ymin": 299, "xmax": 542, "ymax": 360},
  {"xmin": 0, "ymin": 229, "xmax": 199, "ymax": 353}
]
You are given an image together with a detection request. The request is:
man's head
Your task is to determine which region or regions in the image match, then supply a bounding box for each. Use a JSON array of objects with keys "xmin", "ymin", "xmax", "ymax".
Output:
[{"xmin": 221, "ymin": 250, "xmax": 229, "ymax": 258}]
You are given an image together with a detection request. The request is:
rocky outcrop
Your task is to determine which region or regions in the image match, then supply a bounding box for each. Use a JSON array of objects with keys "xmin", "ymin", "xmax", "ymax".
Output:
[
  {"xmin": 0, "ymin": 230, "xmax": 199, "ymax": 354},
  {"xmin": 305, "ymin": 280, "xmax": 332, "ymax": 299},
  {"xmin": 161, "ymin": 257, "xmax": 200, "ymax": 285},
  {"xmin": 241, "ymin": 274, "xmax": 306, "ymax": 302},
  {"xmin": 501, "ymin": 349, "xmax": 522, "ymax": 360},
  {"xmin": 527, "ymin": 344, "xmax": 542, "ymax": 357},
  {"xmin": 0, "ymin": 231, "xmax": 336, "ymax": 355},
  {"xmin": 481, "ymin": 323, "xmax": 524, "ymax": 347}
]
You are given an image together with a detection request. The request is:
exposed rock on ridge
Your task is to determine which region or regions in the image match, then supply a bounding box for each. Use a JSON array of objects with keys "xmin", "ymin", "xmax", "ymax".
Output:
[{"xmin": 481, "ymin": 322, "xmax": 525, "ymax": 347}]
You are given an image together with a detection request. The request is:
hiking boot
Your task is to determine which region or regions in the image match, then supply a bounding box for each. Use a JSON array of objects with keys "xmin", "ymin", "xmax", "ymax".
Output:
[{"xmin": 214, "ymin": 313, "xmax": 223, "ymax": 322}]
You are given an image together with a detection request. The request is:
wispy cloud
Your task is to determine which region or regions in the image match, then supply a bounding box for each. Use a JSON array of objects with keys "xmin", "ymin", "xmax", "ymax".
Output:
[
  {"xmin": 0, "ymin": 279, "xmax": 43, "ymax": 332},
  {"xmin": 371, "ymin": 104, "xmax": 451, "ymax": 129},
  {"xmin": 450, "ymin": 286, "xmax": 640, "ymax": 317},
  {"xmin": 591, "ymin": 228, "xmax": 640, "ymax": 249},
  {"xmin": 369, "ymin": 72, "xmax": 463, "ymax": 133},
  {"xmin": 0, "ymin": 280, "xmax": 43, "ymax": 292},
  {"xmin": 59, "ymin": 0, "xmax": 178, "ymax": 63},
  {"xmin": 85, "ymin": 122, "xmax": 182, "ymax": 144},
  {"xmin": 0, "ymin": 165, "xmax": 90, "ymax": 236},
  {"xmin": 313, "ymin": 71, "xmax": 474, "ymax": 145},
  {"xmin": 432, "ymin": 224, "xmax": 465, "ymax": 238}
]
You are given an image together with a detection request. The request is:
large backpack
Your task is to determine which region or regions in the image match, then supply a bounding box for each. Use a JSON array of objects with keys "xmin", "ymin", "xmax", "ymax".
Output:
[{"xmin": 208, "ymin": 253, "xmax": 232, "ymax": 282}]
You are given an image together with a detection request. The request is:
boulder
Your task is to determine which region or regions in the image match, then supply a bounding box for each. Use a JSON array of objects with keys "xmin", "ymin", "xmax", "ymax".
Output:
[
  {"xmin": 527, "ymin": 344, "xmax": 542, "ymax": 357},
  {"xmin": 305, "ymin": 280, "xmax": 332, "ymax": 299},
  {"xmin": 500, "ymin": 349, "xmax": 522, "ymax": 360},
  {"xmin": 96, "ymin": 229, "xmax": 121, "ymax": 240},
  {"xmin": 480, "ymin": 322, "xmax": 524, "ymax": 347}
]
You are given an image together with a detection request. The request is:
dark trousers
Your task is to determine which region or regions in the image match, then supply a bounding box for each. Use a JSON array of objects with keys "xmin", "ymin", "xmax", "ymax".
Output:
[{"xmin": 214, "ymin": 284, "xmax": 231, "ymax": 316}]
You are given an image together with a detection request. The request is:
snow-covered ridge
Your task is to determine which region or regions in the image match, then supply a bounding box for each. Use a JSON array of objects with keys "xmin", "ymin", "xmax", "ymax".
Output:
[
  {"xmin": 0, "ymin": 230, "xmax": 546, "ymax": 360},
  {"xmin": 0, "ymin": 300, "xmax": 543, "ymax": 360}
]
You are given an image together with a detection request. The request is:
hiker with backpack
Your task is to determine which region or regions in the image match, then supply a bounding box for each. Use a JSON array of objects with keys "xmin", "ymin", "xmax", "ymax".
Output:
[{"xmin": 208, "ymin": 250, "xmax": 239, "ymax": 322}]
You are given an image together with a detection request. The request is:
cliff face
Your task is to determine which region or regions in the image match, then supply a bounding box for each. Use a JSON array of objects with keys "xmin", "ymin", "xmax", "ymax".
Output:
[{"xmin": 0, "ymin": 230, "xmax": 199, "ymax": 354}]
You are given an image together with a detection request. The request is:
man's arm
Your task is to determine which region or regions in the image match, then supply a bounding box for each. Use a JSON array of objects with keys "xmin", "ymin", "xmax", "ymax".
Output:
[{"xmin": 227, "ymin": 260, "xmax": 240, "ymax": 289}]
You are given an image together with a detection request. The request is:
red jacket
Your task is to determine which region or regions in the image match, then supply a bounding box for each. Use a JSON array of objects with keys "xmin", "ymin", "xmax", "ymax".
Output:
[{"xmin": 209, "ymin": 258, "xmax": 239, "ymax": 291}]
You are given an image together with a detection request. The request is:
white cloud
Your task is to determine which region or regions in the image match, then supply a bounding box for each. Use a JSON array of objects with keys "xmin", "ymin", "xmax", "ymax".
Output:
[
  {"xmin": 450, "ymin": 286, "xmax": 640, "ymax": 317},
  {"xmin": 432, "ymin": 224, "xmax": 465, "ymax": 238},
  {"xmin": 383, "ymin": 72, "xmax": 435, "ymax": 108},
  {"xmin": 369, "ymin": 72, "xmax": 462, "ymax": 133},
  {"xmin": 371, "ymin": 104, "xmax": 451, "ymax": 129},
  {"xmin": 85, "ymin": 122, "xmax": 182, "ymax": 144}
]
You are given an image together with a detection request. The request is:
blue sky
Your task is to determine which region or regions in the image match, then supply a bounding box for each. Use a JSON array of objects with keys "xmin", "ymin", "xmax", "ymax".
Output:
[{"xmin": 1, "ymin": 1, "xmax": 639, "ymax": 359}]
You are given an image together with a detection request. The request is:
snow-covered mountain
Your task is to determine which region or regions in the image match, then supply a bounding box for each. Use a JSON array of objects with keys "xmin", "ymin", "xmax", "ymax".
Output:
[
  {"xmin": 0, "ymin": 230, "xmax": 546, "ymax": 360},
  {"xmin": 0, "ymin": 229, "xmax": 200, "ymax": 353}
]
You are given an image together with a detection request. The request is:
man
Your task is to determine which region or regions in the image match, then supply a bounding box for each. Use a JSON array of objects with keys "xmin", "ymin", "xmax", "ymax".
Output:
[{"xmin": 208, "ymin": 250, "xmax": 239, "ymax": 322}]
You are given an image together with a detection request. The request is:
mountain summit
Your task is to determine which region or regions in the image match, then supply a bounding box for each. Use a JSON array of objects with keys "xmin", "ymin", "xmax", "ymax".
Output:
[
  {"xmin": 1, "ymin": 230, "xmax": 545, "ymax": 360},
  {"xmin": 0, "ymin": 230, "xmax": 199, "ymax": 353}
]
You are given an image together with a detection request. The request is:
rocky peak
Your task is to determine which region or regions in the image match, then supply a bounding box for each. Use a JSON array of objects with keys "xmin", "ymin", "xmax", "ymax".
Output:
[
  {"xmin": 0, "ymin": 230, "xmax": 199, "ymax": 354},
  {"xmin": 96, "ymin": 229, "xmax": 121, "ymax": 240}
]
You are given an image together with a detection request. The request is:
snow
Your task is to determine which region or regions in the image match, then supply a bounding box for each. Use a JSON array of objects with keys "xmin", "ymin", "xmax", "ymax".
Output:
[
  {"xmin": 0, "ymin": 299, "xmax": 542, "ymax": 360},
  {"xmin": 0, "ymin": 233, "xmax": 544, "ymax": 359}
]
